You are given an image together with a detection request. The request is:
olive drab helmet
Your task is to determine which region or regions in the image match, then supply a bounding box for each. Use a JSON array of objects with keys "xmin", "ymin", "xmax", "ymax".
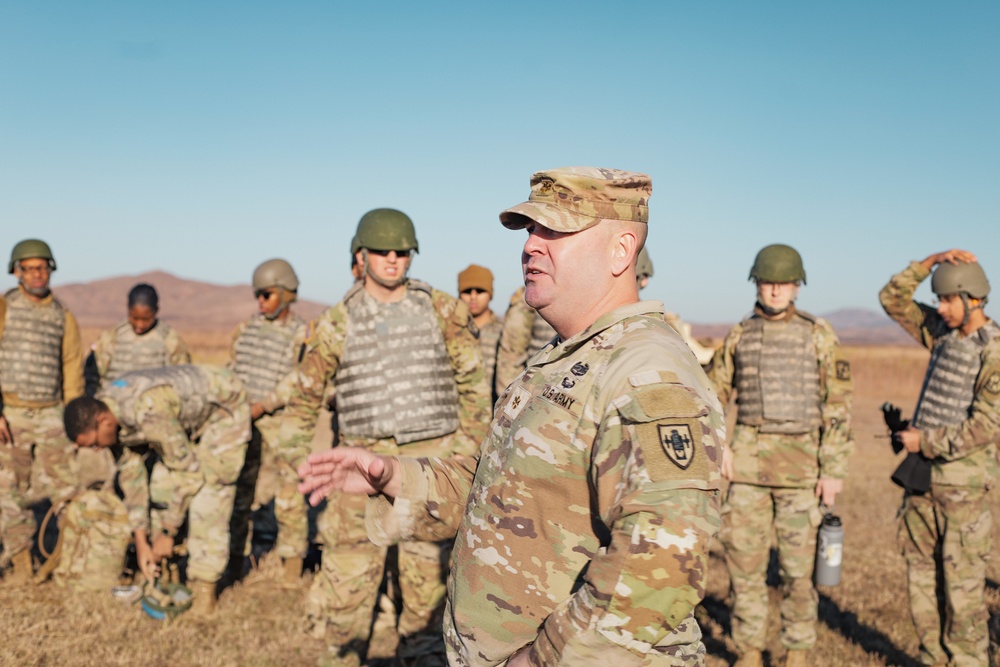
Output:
[
  {"xmin": 352, "ymin": 209, "xmax": 419, "ymax": 254},
  {"xmin": 253, "ymin": 258, "xmax": 299, "ymax": 293},
  {"xmin": 931, "ymin": 262, "xmax": 990, "ymax": 300},
  {"xmin": 748, "ymin": 244, "xmax": 806, "ymax": 284},
  {"xmin": 9, "ymin": 239, "xmax": 56, "ymax": 273},
  {"xmin": 636, "ymin": 247, "xmax": 654, "ymax": 280}
]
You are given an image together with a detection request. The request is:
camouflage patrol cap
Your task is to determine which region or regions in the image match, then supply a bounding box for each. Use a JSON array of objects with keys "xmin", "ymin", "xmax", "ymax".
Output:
[
  {"xmin": 636, "ymin": 247, "xmax": 654, "ymax": 279},
  {"xmin": 9, "ymin": 239, "xmax": 56, "ymax": 273},
  {"xmin": 932, "ymin": 261, "xmax": 990, "ymax": 299},
  {"xmin": 749, "ymin": 244, "xmax": 806, "ymax": 285},
  {"xmin": 458, "ymin": 264, "xmax": 493, "ymax": 294},
  {"xmin": 500, "ymin": 167, "xmax": 651, "ymax": 233}
]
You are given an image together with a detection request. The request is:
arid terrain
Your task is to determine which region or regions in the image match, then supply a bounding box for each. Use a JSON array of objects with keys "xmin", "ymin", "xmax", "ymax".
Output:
[{"xmin": 2, "ymin": 283, "xmax": 998, "ymax": 666}]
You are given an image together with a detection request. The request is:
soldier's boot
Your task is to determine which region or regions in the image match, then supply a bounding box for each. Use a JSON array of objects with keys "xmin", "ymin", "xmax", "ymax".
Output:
[
  {"xmin": 5, "ymin": 549, "xmax": 34, "ymax": 585},
  {"xmin": 282, "ymin": 557, "xmax": 303, "ymax": 586},
  {"xmin": 188, "ymin": 580, "xmax": 218, "ymax": 619},
  {"xmin": 734, "ymin": 649, "xmax": 764, "ymax": 667},
  {"xmin": 783, "ymin": 650, "xmax": 809, "ymax": 667}
]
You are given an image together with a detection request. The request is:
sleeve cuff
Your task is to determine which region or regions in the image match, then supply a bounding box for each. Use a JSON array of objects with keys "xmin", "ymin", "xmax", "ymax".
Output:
[{"xmin": 365, "ymin": 457, "xmax": 429, "ymax": 547}]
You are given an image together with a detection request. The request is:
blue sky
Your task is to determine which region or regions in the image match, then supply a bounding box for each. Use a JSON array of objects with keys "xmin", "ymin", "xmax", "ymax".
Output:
[{"xmin": 2, "ymin": 1, "xmax": 997, "ymax": 323}]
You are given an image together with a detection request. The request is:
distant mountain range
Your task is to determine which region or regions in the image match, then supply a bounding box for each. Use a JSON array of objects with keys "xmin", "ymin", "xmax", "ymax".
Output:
[{"xmin": 49, "ymin": 271, "xmax": 916, "ymax": 346}]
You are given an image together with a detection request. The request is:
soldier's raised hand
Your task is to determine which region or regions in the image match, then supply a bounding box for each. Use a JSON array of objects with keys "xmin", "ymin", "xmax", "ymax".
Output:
[{"xmin": 297, "ymin": 447, "xmax": 401, "ymax": 506}]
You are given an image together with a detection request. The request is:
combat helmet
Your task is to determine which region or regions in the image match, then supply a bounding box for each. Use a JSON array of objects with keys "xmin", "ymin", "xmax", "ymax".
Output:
[
  {"xmin": 351, "ymin": 209, "xmax": 419, "ymax": 254},
  {"xmin": 636, "ymin": 247, "xmax": 654, "ymax": 280},
  {"xmin": 931, "ymin": 262, "xmax": 990, "ymax": 299},
  {"xmin": 253, "ymin": 258, "xmax": 299, "ymax": 293},
  {"xmin": 9, "ymin": 239, "xmax": 56, "ymax": 273},
  {"xmin": 749, "ymin": 244, "xmax": 806, "ymax": 284}
]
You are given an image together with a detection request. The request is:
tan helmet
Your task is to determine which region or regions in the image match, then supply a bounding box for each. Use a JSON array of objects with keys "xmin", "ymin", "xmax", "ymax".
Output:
[
  {"xmin": 931, "ymin": 262, "xmax": 990, "ymax": 299},
  {"xmin": 253, "ymin": 259, "xmax": 299, "ymax": 292},
  {"xmin": 749, "ymin": 244, "xmax": 806, "ymax": 284},
  {"xmin": 9, "ymin": 239, "xmax": 56, "ymax": 274}
]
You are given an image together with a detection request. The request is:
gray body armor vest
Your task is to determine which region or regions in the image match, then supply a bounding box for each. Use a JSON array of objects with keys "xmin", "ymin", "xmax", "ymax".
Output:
[
  {"xmin": 105, "ymin": 321, "xmax": 174, "ymax": 383},
  {"xmin": 101, "ymin": 366, "xmax": 212, "ymax": 439},
  {"xmin": 735, "ymin": 313, "xmax": 822, "ymax": 434},
  {"xmin": 913, "ymin": 321, "xmax": 1000, "ymax": 429},
  {"xmin": 336, "ymin": 281, "xmax": 459, "ymax": 444},
  {"xmin": 232, "ymin": 314, "xmax": 305, "ymax": 403},
  {"xmin": 527, "ymin": 310, "xmax": 556, "ymax": 360},
  {"xmin": 0, "ymin": 288, "xmax": 66, "ymax": 403}
]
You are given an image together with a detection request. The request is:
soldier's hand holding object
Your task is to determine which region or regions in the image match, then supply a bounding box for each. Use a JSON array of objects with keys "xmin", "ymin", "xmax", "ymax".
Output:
[
  {"xmin": 815, "ymin": 478, "xmax": 844, "ymax": 507},
  {"xmin": 297, "ymin": 447, "xmax": 401, "ymax": 505},
  {"xmin": 0, "ymin": 416, "xmax": 11, "ymax": 445},
  {"xmin": 896, "ymin": 426, "xmax": 922, "ymax": 454},
  {"xmin": 152, "ymin": 533, "xmax": 174, "ymax": 561},
  {"xmin": 135, "ymin": 538, "xmax": 158, "ymax": 581}
]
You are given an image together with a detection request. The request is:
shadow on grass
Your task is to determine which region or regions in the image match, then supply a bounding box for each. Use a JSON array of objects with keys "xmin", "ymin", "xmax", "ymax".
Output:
[{"xmin": 703, "ymin": 549, "xmax": 920, "ymax": 667}]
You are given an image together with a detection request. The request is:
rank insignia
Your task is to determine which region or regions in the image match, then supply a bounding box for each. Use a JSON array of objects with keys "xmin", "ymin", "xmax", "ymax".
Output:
[
  {"xmin": 836, "ymin": 360, "xmax": 851, "ymax": 381},
  {"xmin": 504, "ymin": 386, "xmax": 531, "ymax": 420},
  {"xmin": 571, "ymin": 362, "xmax": 590, "ymax": 377},
  {"xmin": 658, "ymin": 424, "xmax": 695, "ymax": 470}
]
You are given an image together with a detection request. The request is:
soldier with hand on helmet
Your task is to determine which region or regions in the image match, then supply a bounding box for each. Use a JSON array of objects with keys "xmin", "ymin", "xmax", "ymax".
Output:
[
  {"xmin": 280, "ymin": 209, "xmax": 490, "ymax": 667},
  {"xmin": 228, "ymin": 259, "xmax": 311, "ymax": 585},
  {"xmin": 708, "ymin": 244, "xmax": 853, "ymax": 667},
  {"xmin": 0, "ymin": 239, "xmax": 85, "ymax": 584},
  {"xmin": 880, "ymin": 249, "xmax": 998, "ymax": 667}
]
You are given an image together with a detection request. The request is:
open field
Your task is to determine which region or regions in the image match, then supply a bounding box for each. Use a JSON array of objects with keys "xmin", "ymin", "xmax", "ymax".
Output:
[{"xmin": 4, "ymin": 343, "xmax": 1000, "ymax": 666}]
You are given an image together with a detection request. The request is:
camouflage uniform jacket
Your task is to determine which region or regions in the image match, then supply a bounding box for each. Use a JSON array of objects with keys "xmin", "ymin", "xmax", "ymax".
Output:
[
  {"xmin": 879, "ymin": 261, "xmax": 1000, "ymax": 488},
  {"xmin": 279, "ymin": 280, "xmax": 490, "ymax": 457},
  {"xmin": 100, "ymin": 366, "xmax": 249, "ymax": 533},
  {"xmin": 90, "ymin": 320, "xmax": 191, "ymax": 387},
  {"xmin": 367, "ymin": 301, "xmax": 724, "ymax": 666},
  {"xmin": 707, "ymin": 305, "xmax": 853, "ymax": 484},
  {"xmin": 0, "ymin": 286, "xmax": 85, "ymax": 408},
  {"xmin": 494, "ymin": 286, "xmax": 557, "ymax": 395}
]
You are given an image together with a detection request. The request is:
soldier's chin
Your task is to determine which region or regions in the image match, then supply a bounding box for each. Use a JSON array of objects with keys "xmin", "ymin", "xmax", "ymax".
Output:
[
  {"xmin": 24, "ymin": 285, "xmax": 51, "ymax": 298},
  {"xmin": 369, "ymin": 273, "xmax": 406, "ymax": 289}
]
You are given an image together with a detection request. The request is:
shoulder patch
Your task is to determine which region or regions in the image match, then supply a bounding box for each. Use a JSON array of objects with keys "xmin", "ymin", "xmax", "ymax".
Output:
[
  {"xmin": 836, "ymin": 360, "xmax": 851, "ymax": 381},
  {"xmin": 986, "ymin": 372, "xmax": 1000, "ymax": 395}
]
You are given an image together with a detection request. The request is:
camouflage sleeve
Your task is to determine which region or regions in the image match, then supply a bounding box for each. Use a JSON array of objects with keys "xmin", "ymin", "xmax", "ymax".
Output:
[
  {"xmin": 705, "ymin": 324, "xmax": 742, "ymax": 406},
  {"xmin": 878, "ymin": 261, "xmax": 941, "ymax": 349},
  {"xmin": 921, "ymin": 340, "xmax": 1000, "ymax": 461},
  {"xmin": 365, "ymin": 454, "xmax": 479, "ymax": 545},
  {"xmin": 61, "ymin": 310, "xmax": 85, "ymax": 402},
  {"xmin": 165, "ymin": 327, "xmax": 192, "ymax": 365},
  {"xmin": 134, "ymin": 387, "xmax": 203, "ymax": 532},
  {"xmin": 277, "ymin": 306, "xmax": 346, "ymax": 454},
  {"xmin": 529, "ymin": 375, "xmax": 724, "ymax": 665},
  {"xmin": 495, "ymin": 289, "xmax": 533, "ymax": 395},
  {"xmin": 434, "ymin": 290, "xmax": 491, "ymax": 456},
  {"xmin": 814, "ymin": 320, "xmax": 854, "ymax": 479},
  {"xmin": 115, "ymin": 446, "xmax": 150, "ymax": 532}
]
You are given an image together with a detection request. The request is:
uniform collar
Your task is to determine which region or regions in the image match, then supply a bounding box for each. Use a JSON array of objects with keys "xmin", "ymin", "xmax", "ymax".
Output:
[{"xmin": 532, "ymin": 300, "xmax": 664, "ymax": 365}]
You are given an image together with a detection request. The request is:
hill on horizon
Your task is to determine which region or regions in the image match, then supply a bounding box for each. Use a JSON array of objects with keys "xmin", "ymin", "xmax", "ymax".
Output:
[
  {"xmin": 51, "ymin": 270, "xmax": 330, "ymax": 334},
  {"xmin": 48, "ymin": 271, "xmax": 916, "ymax": 346}
]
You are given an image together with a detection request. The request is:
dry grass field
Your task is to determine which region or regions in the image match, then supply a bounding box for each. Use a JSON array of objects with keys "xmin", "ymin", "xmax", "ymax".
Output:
[{"xmin": 3, "ymin": 341, "xmax": 999, "ymax": 666}]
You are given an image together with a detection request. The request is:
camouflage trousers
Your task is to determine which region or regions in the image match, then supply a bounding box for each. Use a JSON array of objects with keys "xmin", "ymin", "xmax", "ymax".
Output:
[
  {"xmin": 249, "ymin": 415, "xmax": 309, "ymax": 559},
  {"xmin": 149, "ymin": 423, "xmax": 246, "ymax": 584},
  {"xmin": 720, "ymin": 482, "xmax": 824, "ymax": 652},
  {"xmin": 0, "ymin": 404, "xmax": 77, "ymax": 560},
  {"xmin": 898, "ymin": 486, "xmax": 991, "ymax": 667},
  {"xmin": 305, "ymin": 489, "xmax": 449, "ymax": 660}
]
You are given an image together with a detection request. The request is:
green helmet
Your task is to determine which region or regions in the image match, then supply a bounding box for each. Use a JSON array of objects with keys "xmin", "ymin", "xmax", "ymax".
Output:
[
  {"xmin": 351, "ymin": 209, "xmax": 419, "ymax": 254},
  {"xmin": 931, "ymin": 262, "xmax": 990, "ymax": 299},
  {"xmin": 252, "ymin": 258, "xmax": 299, "ymax": 292},
  {"xmin": 636, "ymin": 247, "xmax": 654, "ymax": 279},
  {"xmin": 749, "ymin": 244, "xmax": 806, "ymax": 284},
  {"xmin": 9, "ymin": 239, "xmax": 56, "ymax": 274}
]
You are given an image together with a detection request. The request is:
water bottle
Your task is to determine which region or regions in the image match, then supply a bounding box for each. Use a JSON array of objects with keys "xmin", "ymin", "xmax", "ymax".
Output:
[{"xmin": 815, "ymin": 513, "xmax": 843, "ymax": 586}]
